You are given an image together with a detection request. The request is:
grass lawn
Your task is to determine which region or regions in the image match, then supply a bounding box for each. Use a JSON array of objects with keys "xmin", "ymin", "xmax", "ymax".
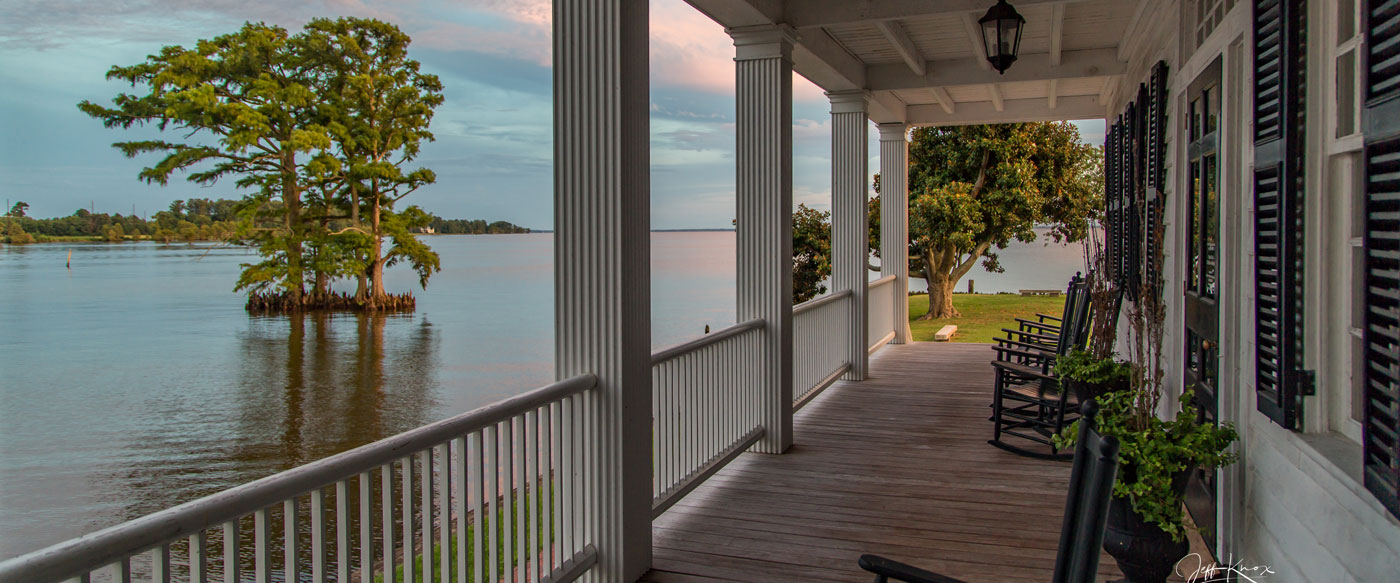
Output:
[{"xmin": 908, "ymin": 293, "xmax": 1067, "ymax": 344}]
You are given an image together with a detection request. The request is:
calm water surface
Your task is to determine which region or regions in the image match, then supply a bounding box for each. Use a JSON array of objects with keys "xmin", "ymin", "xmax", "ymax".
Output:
[{"xmin": 0, "ymin": 230, "xmax": 1081, "ymax": 558}]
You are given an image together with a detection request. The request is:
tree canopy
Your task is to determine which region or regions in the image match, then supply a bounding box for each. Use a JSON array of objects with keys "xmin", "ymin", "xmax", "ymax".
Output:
[
  {"xmin": 875, "ymin": 122, "xmax": 1102, "ymax": 318},
  {"xmin": 79, "ymin": 18, "xmax": 444, "ymax": 311}
]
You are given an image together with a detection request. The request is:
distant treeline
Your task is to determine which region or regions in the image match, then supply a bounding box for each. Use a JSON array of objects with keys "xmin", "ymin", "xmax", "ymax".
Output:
[
  {"xmin": 2, "ymin": 198, "xmax": 530, "ymax": 245},
  {"xmin": 426, "ymin": 217, "xmax": 530, "ymax": 234},
  {"xmin": 1, "ymin": 198, "xmax": 238, "ymax": 244}
]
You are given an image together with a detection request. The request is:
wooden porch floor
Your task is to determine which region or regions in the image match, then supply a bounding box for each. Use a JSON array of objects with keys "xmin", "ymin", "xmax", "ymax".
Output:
[{"xmin": 645, "ymin": 342, "xmax": 1125, "ymax": 583}]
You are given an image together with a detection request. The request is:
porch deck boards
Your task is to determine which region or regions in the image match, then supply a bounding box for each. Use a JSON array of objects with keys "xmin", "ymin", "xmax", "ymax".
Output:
[{"xmin": 645, "ymin": 342, "xmax": 1126, "ymax": 583}]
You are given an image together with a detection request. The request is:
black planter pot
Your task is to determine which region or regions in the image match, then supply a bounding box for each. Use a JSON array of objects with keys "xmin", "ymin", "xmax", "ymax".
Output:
[
  {"xmin": 1066, "ymin": 375, "xmax": 1130, "ymax": 403},
  {"xmin": 1102, "ymin": 472, "xmax": 1192, "ymax": 583}
]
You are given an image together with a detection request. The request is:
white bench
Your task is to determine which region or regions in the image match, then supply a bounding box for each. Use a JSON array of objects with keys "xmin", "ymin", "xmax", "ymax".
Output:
[{"xmin": 934, "ymin": 325, "xmax": 957, "ymax": 342}]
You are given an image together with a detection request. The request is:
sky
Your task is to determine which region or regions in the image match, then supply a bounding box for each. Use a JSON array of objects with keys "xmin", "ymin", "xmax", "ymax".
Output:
[{"xmin": 0, "ymin": 0, "xmax": 1105, "ymax": 230}]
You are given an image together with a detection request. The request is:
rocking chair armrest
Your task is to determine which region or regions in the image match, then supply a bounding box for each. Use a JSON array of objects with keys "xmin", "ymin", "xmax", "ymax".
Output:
[
  {"xmin": 991, "ymin": 344, "xmax": 1059, "ymax": 363},
  {"xmin": 1015, "ymin": 318, "xmax": 1061, "ymax": 333},
  {"xmin": 1000, "ymin": 328, "xmax": 1060, "ymax": 344},
  {"xmin": 995, "ymin": 337, "xmax": 1058, "ymax": 356},
  {"xmin": 858, "ymin": 554, "xmax": 967, "ymax": 583},
  {"xmin": 1035, "ymin": 312, "xmax": 1064, "ymax": 323}
]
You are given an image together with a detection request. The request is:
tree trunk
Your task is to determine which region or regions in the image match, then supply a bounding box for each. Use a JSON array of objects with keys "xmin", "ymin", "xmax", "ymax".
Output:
[
  {"xmin": 282, "ymin": 151, "xmax": 304, "ymax": 305},
  {"xmin": 367, "ymin": 193, "xmax": 386, "ymax": 306},
  {"xmin": 922, "ymin": 271, "xmax": 959, "ymax": 319},
  {"xmin": 352, "ymin": 184, "xmax": 368, "ymax": 301}
]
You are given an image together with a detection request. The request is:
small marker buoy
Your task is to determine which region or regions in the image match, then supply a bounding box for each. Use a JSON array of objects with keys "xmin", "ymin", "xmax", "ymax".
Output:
[
  {"xmin": 704, "ymin": 324, "xmax": 710, "ymax": 334},
  {"xmin": 66, "ymin": 249, "xmax": 72, "ymax": 269}
]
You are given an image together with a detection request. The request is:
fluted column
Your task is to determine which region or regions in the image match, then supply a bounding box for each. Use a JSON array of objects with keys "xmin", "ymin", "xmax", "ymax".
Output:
[
  {"xmin": 552, "ymin": 1, "xmax": 650, "ymax": 581},
  {"xmin": 879, "ymin": 123, "xmax": 913, "ymax": 344},
  {"xmin": 829, "ymin": 91, "xmax": 870, "ymax": 378},
  {"xmin": 730, "ymin": 24, "xmax": 795, "ymax": 453}
]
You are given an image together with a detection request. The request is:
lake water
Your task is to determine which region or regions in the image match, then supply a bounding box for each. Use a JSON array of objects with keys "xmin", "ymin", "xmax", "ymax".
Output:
[{"xmin": 0, "ymin": 230, "xmax": 1086, "ymax": 559}]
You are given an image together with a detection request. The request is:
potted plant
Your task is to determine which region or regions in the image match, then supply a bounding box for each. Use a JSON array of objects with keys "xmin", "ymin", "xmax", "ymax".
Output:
[
  {"xmin": 1057, "ymin": 221, "xmax": 1238, "ymax": 583},
  {"xmin": 1055, "ymin": 235, "xmax": 1131, "ymax": 402}
]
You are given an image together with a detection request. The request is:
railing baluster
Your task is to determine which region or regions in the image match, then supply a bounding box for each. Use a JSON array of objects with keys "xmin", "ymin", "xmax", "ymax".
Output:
[
  {"xmin": 437, "ymin": 445, "xmax": 450, "ymax": 583},
  {"xmin": 550, "ymin": 401, "xmax": 562, "ymax": 572},
  {"xmin": 285, "ymin": 498, "xmax": 300, "ymax": 583},
  {"xmin": 486, "ymin": 424, "xmax": 499, "ymax": 583},
  {"xmin": 381, "ymin": 464, "xmax": 395, "ymax": 583},
  {"xmin": 152, "ymin": 543, "xmax": 171, "ymax": 583},
  {"xmin": 401, "ymin": 457, "xmax": 414, "ymax": 583},
  {"xmin": 113, "ymin": 557, "xmax": 131, "ymax": 583},
  {"xmin": 500, "ymin": 418, "xmax": 513, "ymax": 581},
  {"xmin": 514, "ymin": 416, "xmax": 526, "ymax": 583},
  {"xmin": 470, "ymin": 431, "xmax": 485, "ymax": 583},
  {"xmin": 559, "ymin": 399, "xmax": 573, "ymax": 561},
  {"xmin": 452, "ymin": 437, "xmax": 468, "ymax": 583},
  {"xmin": 525, "ymin": 410, "xmax": 539, "ymax": 583},
  {"xmin": 419, "ymin": 450, "xmax": 433, "ymax": 583},
  {"xmin": 189, "ymin": 531, "xmax": 207, "ymax": 583},
  {"xmin": 222, "ymin": 521, "xmax": 239, "ymax": 583},
  {"xmin": 358, "ymin": 473, "xmax": 371, "ymax": 583},
  {"xmin": 312, "ymin": 488, "xmax": 326, "ymax": 583},
  {"xmin": 254, "ymin": 508, "xmax": 271, "ymax": 583}
]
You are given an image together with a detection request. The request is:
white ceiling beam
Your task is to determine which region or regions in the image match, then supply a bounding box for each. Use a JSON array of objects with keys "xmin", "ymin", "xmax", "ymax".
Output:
[
  {"xmin": 875, "ymin": 20, "xmax": 927, "ymax": 76},
  {"xmin": 784, "ymin": 0, "xmax": 1096, "ymax": 29},
  {"xmin": 1048, "ymin": 79, "xmax": 1059, "ymax": 109},
  {"xmin": 1098, "ymin": 76, "xmax": 1119, "ymax": 111},
  {"xmin": 930, "ymin": 87, "xmax": 955, "ymax": 114},
  {"xmin": 907, "ymin": 95, "xmax": 1105, "ymax": 126},
  {"xmin": 1049, "ymin": 4, "xmax": 1065, "ymax": 66},
  {"xmin": 1117, "ymin": 0, "xmax": 1150, "ymax": 62},
  {"xmin": 682, "ymin": 0, "xmax": 782, "ymax": 27},
  {"xmin": 870, "ymin": 91, "xmax": 908, "ymax": 122},
  {"xmin": 865, "ymin": 48, "xmax": 1124, "ymax": 91},
  {"xmin": 791, "ymin": 27, "xmax": 867, "ymax": 92},
  {"xmin": 988, "ymin": 84, "xmax": 1004, "ymax": 112},
  {"xmin": 960, "ymin": 12, "xmax": 993, "ymax": 71}
]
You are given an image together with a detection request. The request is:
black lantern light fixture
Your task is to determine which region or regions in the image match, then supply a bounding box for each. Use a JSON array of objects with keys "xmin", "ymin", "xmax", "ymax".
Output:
[{"xmin": 978, "ymin": 0, "xmax": 1026, "ymax": 74}]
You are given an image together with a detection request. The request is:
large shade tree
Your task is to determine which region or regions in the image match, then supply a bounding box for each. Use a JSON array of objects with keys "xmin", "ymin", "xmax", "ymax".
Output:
[
  {"xmin": 874, "ymin": 123, "xmax": 1102, "ymax": 319},
  {"xmin": 79, "ymin": 19, "xmax": 442, "ymax": 310}
]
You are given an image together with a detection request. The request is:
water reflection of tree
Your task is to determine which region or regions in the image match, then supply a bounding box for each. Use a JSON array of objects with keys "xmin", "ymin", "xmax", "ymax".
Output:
[{"xmin": 94, "ymin": 312, "xmax": 440, "ymax": 579}]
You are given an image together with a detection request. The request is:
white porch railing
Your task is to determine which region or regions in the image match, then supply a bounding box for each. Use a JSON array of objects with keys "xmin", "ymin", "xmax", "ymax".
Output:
[
  {"xmin": 649, "ymin": 320, "xmax": 766, "ymax": 516},
  {"xmin": 867, "ymin": 275, "xmax": 898, "ymax": 353},
  {"xmin": 792, "ymin": 291, "xmax": 852, "ymax": 408},
  {"xmin": 0, "ymin": 375, "xmax": 600, "ymax": 583},
  {"xmin": 3, "ymin": 279, "xmax": 908, "ymax": 583}
]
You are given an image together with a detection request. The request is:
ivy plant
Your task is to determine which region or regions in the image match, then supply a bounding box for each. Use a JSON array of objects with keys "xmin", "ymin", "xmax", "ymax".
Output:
[
  {"xmin": 1056, "ymin": 389, "xmax": 1238, "ymax": 541},
  {"xmin": 1054, "ymin": 349, "xmax": 1132, "ymax": 385}
]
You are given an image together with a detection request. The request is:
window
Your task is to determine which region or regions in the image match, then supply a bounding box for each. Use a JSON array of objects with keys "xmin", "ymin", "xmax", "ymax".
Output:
[
  {"xmin": 1333, "ymin": 0, "xmax": 1363, "ymax": 142},
  {"xmin": 1195, "ymin": 0, "xmax": 1240, "ymax": 50}
]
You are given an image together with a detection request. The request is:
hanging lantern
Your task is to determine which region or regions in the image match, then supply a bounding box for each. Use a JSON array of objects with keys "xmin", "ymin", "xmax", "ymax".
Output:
[{"xmin": 978, "ymin": 0, "xmax": 1025, "ymax": 74}]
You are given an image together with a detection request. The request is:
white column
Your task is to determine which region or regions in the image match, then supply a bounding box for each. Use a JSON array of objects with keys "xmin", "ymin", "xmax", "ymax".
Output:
[
  {"xmin": 829, "ymin": 91, "xmax": 870, "ymax": 378},
  {"xmin": 552, "ymin": 1, "xmax": 650, "ymax": 581},
  {"xmin": 878, "ymin": 123, "xmax": 913, "ymax": 344},
  {"xmin": 731, "ymin": 24, "xmax": 795, "ymax": 453}
]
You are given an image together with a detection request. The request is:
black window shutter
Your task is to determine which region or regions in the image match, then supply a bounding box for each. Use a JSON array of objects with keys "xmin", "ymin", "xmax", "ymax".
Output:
[
  {"xmin": 1145, "ymin": 62, "xmax": 1169, "ymax": 298},
  {"xmin": 1252, "ymin": 0, "xmax": 1306, "ymax": 429},
  {"xmin": 1362, "ymin": 0, "xmax": 1400, "ymax": 521},
  {"xmin": 1106, "ymin": 121, "xmax": 1122, "ymax": 284}
]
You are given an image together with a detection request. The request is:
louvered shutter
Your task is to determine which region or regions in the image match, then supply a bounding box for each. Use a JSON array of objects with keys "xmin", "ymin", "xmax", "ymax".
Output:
[
  {"xmin": 1144, "ymin": 62, "xmax": 1169, "ymax": 298},
  {"xmin": 1252, "ymin": 0, "xmax": 1306, "ymax": 429},
  {"xmin": 1362, "ymin": 0, "xmax": 1400, "ymax": 520},
  {"xmin": 1106, "ymin": 122, "xmax": 1121, "ymax": 283}
]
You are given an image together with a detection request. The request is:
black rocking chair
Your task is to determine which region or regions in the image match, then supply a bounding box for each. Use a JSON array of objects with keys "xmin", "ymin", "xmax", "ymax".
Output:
[
  {"xmin": 987, "ymin": 275, "xmax": 1093, "ymax": 459},
  {"xmin": 858, "ymin": 401, "xmax": 1121, "ymax": 583}
]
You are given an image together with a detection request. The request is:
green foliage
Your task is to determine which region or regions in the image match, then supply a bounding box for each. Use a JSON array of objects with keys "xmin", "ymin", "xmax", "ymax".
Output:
[
  {"xmin": 873, "ymin": 123, "xmax": 1102, "ymax": 318},
  {"xmin": 81, "ymin": 18, "xmax": 445, "ymax": 309},
  {"xmin": 1056, "ymin": 390, "xmax": 1238, "ymax": 542},
  {"xmin": 428, "ymin": 216, "xmax": 530, "ymax": 234},
  {"xmin": 1054, "ymin": 349, "xmax": 1132, "ymax": 385},
  {"xmin": 792, "ymin": 204, "xmax": 832, "ymax": 303},
  {"xmin": 7, "ymin": 201, "xmax": 28, "ymax": 218},
  {"xmin": 4, "ymin": 220, "xmax": 35, "ymax": 244}
]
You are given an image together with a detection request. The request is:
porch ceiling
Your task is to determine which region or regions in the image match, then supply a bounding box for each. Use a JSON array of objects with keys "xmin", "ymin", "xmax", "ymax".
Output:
[{"xmin": 686, "ymin": 0, "xmax": 1148, "ymax": 125}]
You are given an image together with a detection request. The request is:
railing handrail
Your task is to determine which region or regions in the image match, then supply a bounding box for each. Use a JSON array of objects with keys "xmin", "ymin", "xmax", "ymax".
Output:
[
  {"xmin": 650, "ymin": 318, "xmax": 764, "ymax": 366},
  {"xmin": 868, "ymin": 274, "xmax": 897, "ymax": 289},
  {"xmin": 0, "ymin": 373, "xmax": 599, "ymax": 583},
  {"xmin": 792, "ymin": 289, "xmax": 853, "ymax": 316}
]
